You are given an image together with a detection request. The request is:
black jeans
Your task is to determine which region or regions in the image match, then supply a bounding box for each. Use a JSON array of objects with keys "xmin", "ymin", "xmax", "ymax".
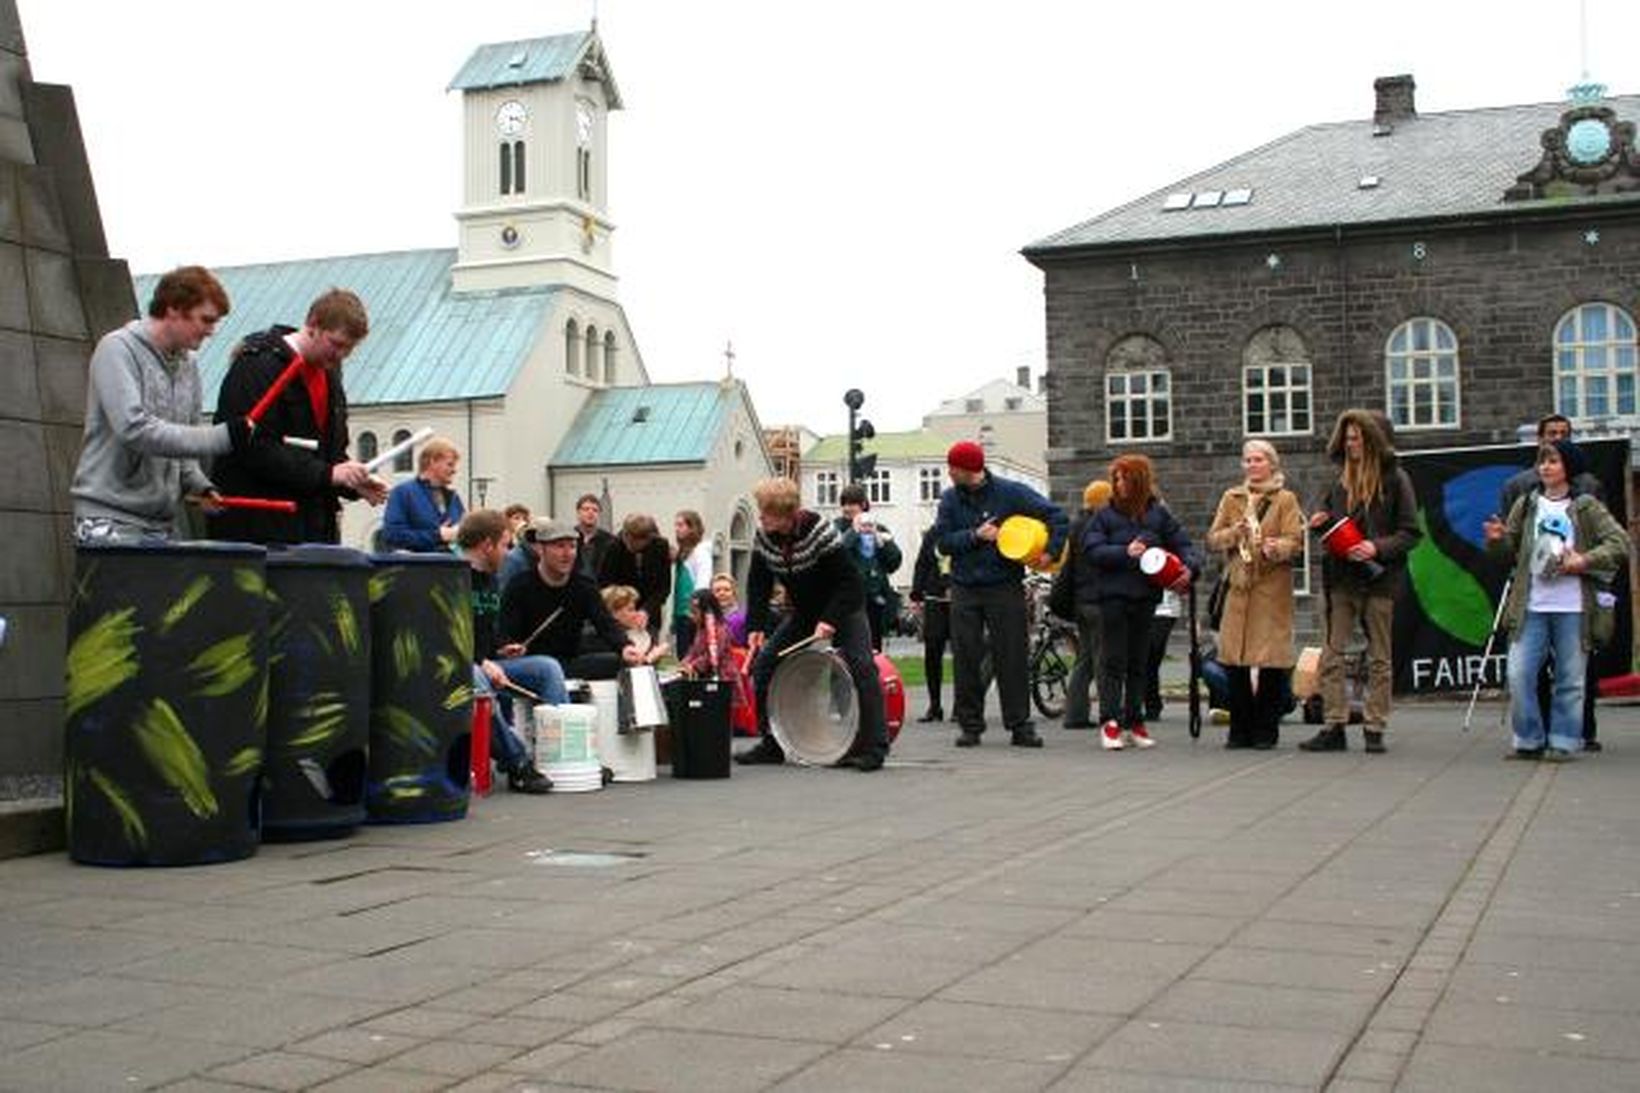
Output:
[
  {"xmin": 749, "ymin": 610, "xmax": 888, "ymax": 758},
  {"xmin": 951, "ymin": 582, "xmax": 1030, "ymax": 734},
  {"xmin": 1226, "ymin": 665, "xmax": 1288, "ymax": 747},
  {"xmin": 1064, "ymin": 602, "xmax": 1102, "ymax": 725},
  {"xmin": 920, "ymin": 599, "xmax": 951, "ymax": 710},
  {"xmin": 1145, "ymin": 614, "xmax": 1177, "ymax": 716},
  {"xmin": 1098, "ymin": 598, "xmax": 1155, "ymax": 727}
]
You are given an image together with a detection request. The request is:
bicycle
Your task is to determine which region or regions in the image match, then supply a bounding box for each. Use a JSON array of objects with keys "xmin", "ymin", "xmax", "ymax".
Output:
[{"xmin": 1024, "ymin": 574, "xmax": 1080, "ymax": 719}]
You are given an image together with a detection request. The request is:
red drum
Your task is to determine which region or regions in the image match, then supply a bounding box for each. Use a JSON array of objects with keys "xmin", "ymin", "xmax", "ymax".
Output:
[
  {"xmin": 1320, "ymin": 516, "xmax": 1366, "ymax": 559},
  {"xmin": 1139, "ymin": 546, "xmax": 1185, "ymax": 587},
  {"xmin": 875, "ymin": 653, "xmax": 905, "ymax": 743}
]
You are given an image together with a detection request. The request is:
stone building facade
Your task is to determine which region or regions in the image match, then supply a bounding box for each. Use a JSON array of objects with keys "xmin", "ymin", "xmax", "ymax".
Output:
[{"xmin": 1027, "ymin": 76, "xmax": 1640, "ymax": 630}]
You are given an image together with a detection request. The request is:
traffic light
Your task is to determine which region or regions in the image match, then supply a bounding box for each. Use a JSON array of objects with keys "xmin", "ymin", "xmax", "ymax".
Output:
[{"xmin": 844, "ymin": 389, "xmax": 875, "ymax": 484}]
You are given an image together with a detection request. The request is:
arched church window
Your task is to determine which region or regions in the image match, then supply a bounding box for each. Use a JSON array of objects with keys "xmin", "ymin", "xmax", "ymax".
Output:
[
  {"xmin": 603, "ymin": 331, "xmax": 617, "ymax": 384},
  {"xmin": 499, "ymin": 143, "xmax": 511, "ymax": 195},
  {"xmin": 1243, "ymin": 325, "xmax": 1313, "ymax": 436},
  {"xmin": 390, "ymin": 428, "xmax": 414, "ymax": 474},
  {"xmin": 586, "ymin": 325, "xmax": 600, "ymax": 383},
  {"xmin": 512, "ymin": 141, "xmax": 526, "ymax": 193},
  {"xmin": 1104, "ymin": 334, "xmax": 1172, "ymax": 442},
  {"xmin": 1554, "ymin": 302, "xmax": 1638, "ymax": 420},
  {"xmin": 356, "ymin": 431, "xmax": 378, "ymax": 463},
  {"xmin": 565, "ymin": 320, "xmax": 580, "ymax": 376},
  {"xmin": 1385, "ymin": 318, "xmax": 1459, "ymax": 429}
]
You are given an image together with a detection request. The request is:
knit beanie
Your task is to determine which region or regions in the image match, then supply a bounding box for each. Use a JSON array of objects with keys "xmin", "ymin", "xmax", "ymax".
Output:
[
  {"xmin": 1550, "ymin": 438, "xmax": 1588, "ymax": 481},
  {"xmin": 947, "ymin": 440, "xmax": 986, "ymax": 473},
  {"xmin": 1082, "ymin": 480, "xmax": 1112, "ymax": 510}
]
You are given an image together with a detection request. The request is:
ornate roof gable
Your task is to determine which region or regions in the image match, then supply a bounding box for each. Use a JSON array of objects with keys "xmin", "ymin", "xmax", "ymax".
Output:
[{"xmin": 1505, "ymin": 84, "xmax": 1640, "ymax": 200}]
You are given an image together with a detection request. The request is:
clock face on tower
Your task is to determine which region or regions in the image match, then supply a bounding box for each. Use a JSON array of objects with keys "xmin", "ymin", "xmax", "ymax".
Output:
[{"xmin": 496, "ymin": 99, "xmax": 527, "ymax": 137}]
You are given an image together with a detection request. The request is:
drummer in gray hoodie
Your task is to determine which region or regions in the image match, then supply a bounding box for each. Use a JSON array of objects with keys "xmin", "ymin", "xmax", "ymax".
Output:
[{"xmin": 70, "ymin": 266, "xmax": 253, "ymax": 543}]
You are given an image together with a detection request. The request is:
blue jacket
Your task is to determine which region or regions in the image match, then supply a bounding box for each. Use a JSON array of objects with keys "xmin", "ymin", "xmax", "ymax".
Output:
[
  {"xmin": 933, "ymin": 473, "xmax": 1067, "ymax": 588},
  {"xmin": 381, "ymin": 478, "xmax": 465, "ymax": 553},
  {"xmin": 1084, "ymin": 501, "xmax": 1201, "ymax": 604}
]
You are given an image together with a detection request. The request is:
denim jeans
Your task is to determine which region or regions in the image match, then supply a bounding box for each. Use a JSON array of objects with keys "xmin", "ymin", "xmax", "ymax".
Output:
[
  {"xmin": 472, "ymin": 655, "xmax": 569, "ymax": 770},
  {"xmin": 1507, "ymin": 610, "xmax": 1586, "ymax": 753}
]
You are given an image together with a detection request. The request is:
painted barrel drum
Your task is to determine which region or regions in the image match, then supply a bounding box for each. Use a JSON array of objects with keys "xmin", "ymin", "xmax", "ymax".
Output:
[
  {"xmin": 263, "ymin": 545, "xmax": 372, "ymax": 838},
  {"xmin": 65, "ymin": 541, "xmax": 270, "ymax": 866},
  {"xmin": 365, "ymin": 553, "xmax": 473, "ymax": 823}
]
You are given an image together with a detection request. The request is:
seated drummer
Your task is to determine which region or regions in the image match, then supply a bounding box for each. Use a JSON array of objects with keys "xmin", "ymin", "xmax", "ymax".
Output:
[
  {"xmin": 735, "ymin": 477, "xmax": 888, "ymax": 773},
  {"xmin": 499, "ymin": 517, "xmax": 643, "ymax": 680}
]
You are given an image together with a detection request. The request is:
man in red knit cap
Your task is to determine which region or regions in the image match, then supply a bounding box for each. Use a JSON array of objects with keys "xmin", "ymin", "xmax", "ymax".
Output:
[{"xmin": 930, "ymin": 441, "xmax": 1067, "ymax": 747}]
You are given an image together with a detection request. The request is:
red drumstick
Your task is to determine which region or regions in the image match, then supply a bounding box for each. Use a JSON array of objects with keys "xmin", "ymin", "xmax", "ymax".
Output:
[
  {"xmin": 214, "ymin": 496, "xmax": 298, "ymax": 513},
  {"xmin": 247, "ymin": 357, "xmax": 305, "ymax": 425}
]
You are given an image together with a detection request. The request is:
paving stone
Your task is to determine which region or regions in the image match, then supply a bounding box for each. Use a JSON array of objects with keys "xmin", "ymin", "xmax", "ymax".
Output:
[
  {"xmin": 389, "ymin": 1037, "xmax": 523, "ymax": 1078},
  {"xmin": 1075, "ymin": 1018, "xmax": 1346, "ymax": 1087},
  {"xmin": 770, "ymin": 1043, "xmax": 1060, "ymax": 1092},
  {"xmin": 1397, "ymin": 1041, "xmax": 1640, "ymax": 1092},
  {"xmin": 940, "ymin": 965, "xmax": 1175, "ymax": 1015},
  {"xmin": 109, "ymin": 989, "xmax": 393, "ymax": 1049},
  {"xmin": 286, "ymin": 1027, "xmax": 421, "ymax": 1065},
  {"xmin": 1422, "ymin": 998, "xmax": 1640, "ymax": 1058},
  {"xmin": 551, "ymin": 1027, "xmax": 829, "ymax": 1091},
  {"xmin": 1050, "ymin": 1070, "xmax": 1309, "ymax": 1091},
  {"xmin": 1189, "ymin": 945, "xmax": 1401, "ymax": 993},
  {"xmin": 306, "ymin": 1065, "xmax": 452, "ymax": 1093},
  {"xmin": 0, "ymin": 1028, "xmax": 247, "ymax": 1090},
  {"xmin": 1141, "ymin": 978, "xmax": 1376, "ymax": 1033},
  {"xmin": 853, "ymin": 997, "xmax": 1116, "ymax": 1065},
  {"xmin": 204, "ymin": 1050, "xmax": 356, "ymax": 1091}
]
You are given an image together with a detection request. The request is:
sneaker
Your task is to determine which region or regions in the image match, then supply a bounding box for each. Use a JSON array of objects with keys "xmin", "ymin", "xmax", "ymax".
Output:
[
  {"xmin": 1584, "ymin": 739, "xmax": 1603, "ymax": 753},
  {"xmin": 506, "ymin": 766, "xmax": 553, "ymax": 795},
  {"xmin": 1210, "ymin": 708, "xmax": 1232, "ymax": 725},
  {"xmin": 836, "ymin": 751, "xmax": 885, "ymax": 772},
  {"xmin": 735, "ymin": 737, "xmax": 785, "ymax": 765},
  {"xmin": 1362, "ymin": 730, "xmax": 1386, "ymax": 755},
  {"xmin": 955, "ymin": 729, "xmax": 982, "ymax": 747},
  {"xmin": 1127, "ymin": 724, "xmax": 1156, "ymax": 749},
  {"xmin": 1010, "ymin": 728, "xmax": 1044, "ymax": 748},
  {"xmin": 1298, "ymin": 726, "xmax": 1347, "ymax": 752},
  {"xmin": 1542, "ymin": 747, "xmax": 1576, "ymax": 763},
  {"xmin": 1100, "ymin": 721, "xmax": 1125, "ymax": 750},
  {"xmin": 917, "ymin": 708, "xmax": 944, "ymax": 723}
]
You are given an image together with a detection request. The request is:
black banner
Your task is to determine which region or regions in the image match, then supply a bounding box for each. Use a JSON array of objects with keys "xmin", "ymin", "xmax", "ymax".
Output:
[{"xmin": 1392, "ymin": 437, "xmax": 1631, "ymax": 693}]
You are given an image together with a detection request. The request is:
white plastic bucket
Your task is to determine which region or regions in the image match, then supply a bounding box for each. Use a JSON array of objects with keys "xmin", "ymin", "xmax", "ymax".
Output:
[
  {"xmin": 534, "ymin": 704, "xmax": 603, "ymax": 793},
  {"xmin": 589, "ymin": 680, "xmax": 656, "ymax": 782}
]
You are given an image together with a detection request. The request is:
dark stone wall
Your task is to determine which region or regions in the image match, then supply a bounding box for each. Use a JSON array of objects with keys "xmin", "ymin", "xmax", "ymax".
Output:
[
  {"xmin": 0, "ymin": 1, "xmax": 136, "ymax": 777},
  {"xmin": 1039, "ymin": 213, "xmax": 1640, "ymax": 638}
]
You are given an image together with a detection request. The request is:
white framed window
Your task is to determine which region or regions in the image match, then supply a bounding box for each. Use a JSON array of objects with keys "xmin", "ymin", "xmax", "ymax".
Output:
[
  {"xmin": 1554, "ymin": 302, "xmax": 1638, "ymax": 420},
  {"xmin": 815, "ymin": 470, "xmax": 840, "ymax": 508},
  {"xmin": 1105, "ymin": 369, "xmax": 1172, "ymax": 442},
  {"xmin": 866, "ymin": 469, "xmax": 891, "ymax": 505},
  {"xmin": 1386, "ymin": 317, "xmax": 1461, "ymax": 429},
  {"xmin": 918, "ymin": 466, "xmax": 944, "ymax": 502},
  {"xmin": 1243, "ymin": 362, "xmax": 1312, "ymax": 436}
]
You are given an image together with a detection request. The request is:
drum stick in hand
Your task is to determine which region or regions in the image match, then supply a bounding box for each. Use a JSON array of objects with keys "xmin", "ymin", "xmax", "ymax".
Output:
[
  {"xmin": 247, "ymin": 358, "xmax": 305, "ymax": 425},
  {"xmin": 364, "ymin": 427, "xmax": 434, "ymax": 473},
  {"xmin": 518, "ymin": 607, "xmax": 563, "ymax": 651},
  {"xmin": 777, "ymin": 631, "xmax": 827, "ymax": 658}
]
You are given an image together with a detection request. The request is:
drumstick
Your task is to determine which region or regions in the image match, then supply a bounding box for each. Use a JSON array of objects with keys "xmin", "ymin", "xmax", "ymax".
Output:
[
  {"xmin": 186, "ymin": 495, "xmax": 298, "ymax": 513},
  {"xmin": 247, "ymin": 358, "xmax": 305, "ymax": 425},
  {"xmin": 777, "ymin": 631, "xmax": 827, "ymax": 658},
  {"xmin": 282, "ymin": 436, "xmax": 319, "ymax": 451},
  {"xmin": 518, "ymin": 607, "xmax": 563, "ymax": 650},
  {"xmin": 502, "ymin": 680, "xmax": 542, "ymax": 702},
  {"xmin": 364, "ymin": 427, "xmax": 434, "ymax": 473}
]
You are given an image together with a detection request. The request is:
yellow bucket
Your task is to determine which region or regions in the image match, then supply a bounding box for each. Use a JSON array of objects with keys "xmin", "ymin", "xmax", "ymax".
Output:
[{"xmin": 997, "ymin": 515, "xmax": 1050, "ymax": 567}]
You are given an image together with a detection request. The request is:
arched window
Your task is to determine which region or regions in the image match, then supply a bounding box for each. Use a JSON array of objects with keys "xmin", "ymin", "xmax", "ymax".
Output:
[
  {"xmin": 390, "ymin": 428, "xmax": 413, "ymax": 474},
  {"xmin": 603, "ymin": 331, "xmax": 617, "ymax": 384},
  {"xmin": 565, "ymin": 319, "xmax": 580, "ymax": 376},
  {"xmin": 585, "ymin": 325, "xmax": 600, "ymax": 383},
  {"xmin": 1243, "ymin": 326, "xmax": 1312, "ymax": 436},
  {"xmin": 512, "ymin": 141, "xmax": 525, "ymax": 193},
  {"xmin": 499, "ymin": 143, "xmax": 511, "ymax": 195},
  {"xmin": 356, "ymin": 430, "xmax": 378, "ymax": 464},
  {"xmin": 1554, "ymin": 302, "xmax": 1638, "ymax": 419},
  {"xmin": 1104, "ymin": 334, "xmax": 1171, "ymax": 442},
  {"xmin": 1386, "ymin": 317, "xmax": 1460, "ymax": 429}
]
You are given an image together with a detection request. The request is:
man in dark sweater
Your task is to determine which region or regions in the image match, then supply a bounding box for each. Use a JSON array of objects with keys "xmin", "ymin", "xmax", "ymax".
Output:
[
  {"xmin": 457, "ymin": 510, "xmax": 557, "ymax": 793},
  {"xmin": 737, "ymin": 477, "xmax": 888, "ymax": 772},
  {"xmin": 500, "ymin": 517, "xmax": 640, "ymax": 680}
]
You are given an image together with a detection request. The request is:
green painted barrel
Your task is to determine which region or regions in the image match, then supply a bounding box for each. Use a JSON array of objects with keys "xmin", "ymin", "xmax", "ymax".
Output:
[
  {"xmin": 65, "ymin": 542, "xmax": 269, "ymax": 866},
  {"xmin": 263, "ymin": 545, "xmax": 372, "ymax": 839},
  {"xmin": 365, "ymin": 554, "xmax": 473, "ymax": 823}
]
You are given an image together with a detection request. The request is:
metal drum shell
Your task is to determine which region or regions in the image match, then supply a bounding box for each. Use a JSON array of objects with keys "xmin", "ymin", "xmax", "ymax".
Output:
[{"xmin": 767, "ymin": 646, "xmax": 859, "ymax": 767}]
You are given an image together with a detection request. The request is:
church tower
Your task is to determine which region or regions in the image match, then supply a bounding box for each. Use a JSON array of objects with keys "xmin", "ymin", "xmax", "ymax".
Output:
[{"xmin": 447, "ymin": 30, "xmax": 622, "ymax": 295}]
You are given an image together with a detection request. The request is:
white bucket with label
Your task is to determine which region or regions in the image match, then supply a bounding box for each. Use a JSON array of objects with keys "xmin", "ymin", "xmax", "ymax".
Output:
[
  {"xmin": 589, "ymin": 680, "xmax": 656, "ymax": 782},
  {"xmin": 534, "ymin": 704, "xmax": 603, "ymax": 793}
]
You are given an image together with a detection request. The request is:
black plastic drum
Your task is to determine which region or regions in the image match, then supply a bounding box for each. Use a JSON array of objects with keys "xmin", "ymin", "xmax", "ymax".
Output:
[
  {"xmin": 263, "ymin": 545, "xmax": 372, "ymax": 838},
  {"xmin": 365, "ymin": 553, "xmax": 473, "ymax": 823},
  {"xmin": 65, "ymin": 541, "xmax": 270, "ymax": 866}
]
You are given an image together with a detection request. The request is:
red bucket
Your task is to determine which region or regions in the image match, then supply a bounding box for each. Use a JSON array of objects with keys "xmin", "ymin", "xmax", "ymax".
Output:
[
  {"xmin": 1139, "ymin": 547, "xmax": 1185, "ymax": 588},
  {"xmin": 1320, "ymin": 516, "xmax": 1366, "ymax": 560}
]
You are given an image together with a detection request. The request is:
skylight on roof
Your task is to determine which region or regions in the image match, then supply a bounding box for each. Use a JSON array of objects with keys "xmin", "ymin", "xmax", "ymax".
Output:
[
  {"xmin": 1223, "ymin": 188, "xmax": 1253, "ymax": 206},
  {"xmin": 1192, "ymin": 190, "xmax": 1223, "ymax": 208},
  {"xmin": 631, "ymin": 406, "xmax": 650, "ymax": 423},
  {"xmin": 1358, "ymin": 175, "xmax": 1381, "ymax": 189},
  {"xmin": 1162, "ymin": 193, "xmax": 1192, "ymax": 211},
  {"xmin": 508, "ymin": 48, "xmax": 528, "ymax": 68}
]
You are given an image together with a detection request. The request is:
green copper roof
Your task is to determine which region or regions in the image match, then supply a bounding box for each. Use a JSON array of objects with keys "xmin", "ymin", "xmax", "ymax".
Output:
[
  {"xmin": 135, "ymin": 249, "xmax": 557, "ymax": 411},
  {"xmin": 806, "ymin": 430, "xmax": 956, "ymax": 463},
  {"xmin": 448, "ymin": 32, "xmax": 622, "ymax": 107},
  {"xmin": 553, "ymin": 383, "xmax": 733, "ymax": 466}
]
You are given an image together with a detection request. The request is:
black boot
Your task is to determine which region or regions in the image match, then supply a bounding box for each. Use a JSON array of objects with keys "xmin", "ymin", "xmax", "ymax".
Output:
[
  {"xmin": 735, "ymin": 736, "xmax": 785, "ymax": 765},
  {"xmin": 1298, "ymin": 726, "xmax": 1347, "ymax": 752},
  {"xmin": 918, "ymin": 707, "xmax": 944, "ymax": 723},
  {"xmin": 1362, "ymin": 730, "xmax": 1386, "ymax": 754},
  {"xmin": 507, "ymin": 765, "xmax": 553, "ymax": 794}
]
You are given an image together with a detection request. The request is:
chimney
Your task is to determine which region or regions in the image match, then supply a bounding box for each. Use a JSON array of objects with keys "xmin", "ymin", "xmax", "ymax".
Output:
[
  {"xmin": 1373, "ymin": 74, "xmax": 1416, "ymax": 132},
  {"xmin": 1015, "ymin": 365, "xmax": 1030, "ymax": 388}
]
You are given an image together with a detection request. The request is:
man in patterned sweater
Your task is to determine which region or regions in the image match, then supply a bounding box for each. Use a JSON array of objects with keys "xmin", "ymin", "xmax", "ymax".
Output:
[{"xmin": 737, "ymin": 478, "xmax": 888, "ymax": 772}]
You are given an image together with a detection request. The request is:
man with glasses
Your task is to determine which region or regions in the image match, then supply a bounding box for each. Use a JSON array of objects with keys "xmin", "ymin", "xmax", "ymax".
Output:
[
  {"xmin": 71, "ymin": 266, "xmax": 255, "ymax": 543},
  {"xmin": 209, "ymin": 288, "xmax": 387, "ymax": 544}
]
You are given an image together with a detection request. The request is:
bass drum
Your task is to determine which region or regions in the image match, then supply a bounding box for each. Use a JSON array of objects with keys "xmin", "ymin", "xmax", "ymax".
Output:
[{"xmin": 767, "ymin": 646, "xmax": 858, "ymax": 766}]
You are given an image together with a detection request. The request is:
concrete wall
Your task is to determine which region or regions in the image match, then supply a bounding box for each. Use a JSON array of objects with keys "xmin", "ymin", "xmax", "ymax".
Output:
[{"xmin": 0, "ymin": 0, "xmax": 137, "ymax": 776}]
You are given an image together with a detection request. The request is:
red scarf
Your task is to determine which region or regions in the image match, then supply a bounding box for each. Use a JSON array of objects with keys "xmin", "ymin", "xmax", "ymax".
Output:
[{"xmin": 296, "ymin": 355, "xmax": 330, "ymax": 437}]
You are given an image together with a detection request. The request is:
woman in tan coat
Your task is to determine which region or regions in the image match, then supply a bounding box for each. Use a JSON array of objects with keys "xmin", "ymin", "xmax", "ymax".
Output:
[{"xmin": 1206, "ymin": 440, "xmax": 1305, "ymax": 749}]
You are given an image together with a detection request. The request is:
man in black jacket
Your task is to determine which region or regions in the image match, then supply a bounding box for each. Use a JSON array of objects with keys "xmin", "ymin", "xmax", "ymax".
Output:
[
  {"xmin": 737, "ymin": 478, "xmax": 887, "ymax": 772},
  {"xmin": 500, "ymin": 518, "xmax": 642, "ymax": 680},
  {"xmin": 208, "ymin": 289, "xmax": 386, "ymax": 543}
]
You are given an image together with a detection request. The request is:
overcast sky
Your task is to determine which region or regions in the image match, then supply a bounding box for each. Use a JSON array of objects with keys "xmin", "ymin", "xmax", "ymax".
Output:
[{"xmin": 20, "ymin": 0, "xmax": 1639, "ymax": 434}]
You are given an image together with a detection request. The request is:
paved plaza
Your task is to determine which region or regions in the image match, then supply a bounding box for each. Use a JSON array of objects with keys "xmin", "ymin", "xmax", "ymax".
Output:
[{"xmin": 0, "ymin": 697, "xmax": 1637, "ymax": 1091}]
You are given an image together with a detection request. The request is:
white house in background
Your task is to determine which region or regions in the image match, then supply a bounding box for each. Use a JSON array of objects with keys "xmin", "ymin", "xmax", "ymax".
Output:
[
  {"xmin": 800, "ymin": 429, "xmax": 1048, "ymax": 593},
  {"xmin": 923, "ymin": 367, "xmax": 1048, "ymax": 476}
]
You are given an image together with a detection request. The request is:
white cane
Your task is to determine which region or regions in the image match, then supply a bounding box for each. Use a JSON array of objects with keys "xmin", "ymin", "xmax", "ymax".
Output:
[{"xmin": 1463, "ymin": 575, "xmax": 1512, "ymax": 732}]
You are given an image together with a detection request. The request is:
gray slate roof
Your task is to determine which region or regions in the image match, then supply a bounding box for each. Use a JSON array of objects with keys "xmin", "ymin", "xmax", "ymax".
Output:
[
  {"xmin": 447, "ymin": 31, "xmax": 622, "ymax": 108},
  {"xmin": 1028, "ymin": 93, "xmax": 1640, "ymax": 255}
]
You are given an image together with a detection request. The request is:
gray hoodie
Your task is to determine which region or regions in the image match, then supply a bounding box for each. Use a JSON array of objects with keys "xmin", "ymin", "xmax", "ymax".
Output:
[{"xmin": 70, "ymin": 319, "xmax": 232, "ymax": 533}]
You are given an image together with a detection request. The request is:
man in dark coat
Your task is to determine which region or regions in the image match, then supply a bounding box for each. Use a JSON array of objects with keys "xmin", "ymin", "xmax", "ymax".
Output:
[
  {"xmin": 573, "ymin": 493, "xmax": 617, "ymax": 579},
  {"xmin": 208, "ymin": 289, "xmax": 385, "ymax": 543},
  {"xmin": 736, "ymin": 477, "xmax": 888, "ymax": 772}
]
